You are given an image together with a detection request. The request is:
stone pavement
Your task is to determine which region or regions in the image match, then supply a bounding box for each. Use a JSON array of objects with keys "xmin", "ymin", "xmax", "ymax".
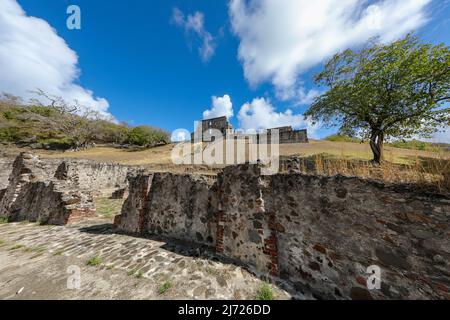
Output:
[{"xmin": 0, "ymin": 220, "xmax": 296, "ymax": 300}]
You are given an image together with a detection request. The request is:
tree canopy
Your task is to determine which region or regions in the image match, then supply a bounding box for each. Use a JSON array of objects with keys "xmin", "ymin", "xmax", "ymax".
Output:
[{"xmin": 305, "ymin": 34, "xmax": 450, "ymax": 163}]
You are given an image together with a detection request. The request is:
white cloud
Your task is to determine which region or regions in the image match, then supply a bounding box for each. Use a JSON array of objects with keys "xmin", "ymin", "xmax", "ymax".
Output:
[
  {"xmin": 171, "ymin": 129, "xmax": 191, "ymax": 142},
  {"xmin": 203, "ymin": 95, "xmax": 234, "ymax": 120},
  {"xmin": 229, "ymin": 0, "xmax": 431, "ymax": 101},
  {"xmin": 237, "ymin": 97, "xmax": 319, "ymax": 137},
  {"xmin": 0, "ymin": 0, "xmax": 111, "ymax": 117},
  {"xmin": 429, "ymin": 127, "xmax": 450, "ymax": 144},
  {"xmin": 171, "ymin": 7, "xmax": 217, "ymax": 62}
]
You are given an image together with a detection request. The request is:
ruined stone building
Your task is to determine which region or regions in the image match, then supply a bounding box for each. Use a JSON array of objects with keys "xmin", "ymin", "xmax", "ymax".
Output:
[
  {"xmin": 191, "ymin": 116, "xmax": 233, "ymax": 142},
  {"xmin": 191, "ymin": 117, "xmax": 309, "ymax": 144},
  {"xmin": 262, "ymin": 126, "xmax": 309, "ymax": 144}
]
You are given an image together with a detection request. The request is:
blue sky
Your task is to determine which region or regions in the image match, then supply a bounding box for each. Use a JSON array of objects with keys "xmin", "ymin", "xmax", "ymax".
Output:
[{"xmin": 2, "ymin": 0, "xmax": 450, "ymax": 141}]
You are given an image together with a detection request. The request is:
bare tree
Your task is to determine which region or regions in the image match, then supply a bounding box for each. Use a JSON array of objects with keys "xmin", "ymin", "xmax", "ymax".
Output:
[{"xmin": 25, "ymin": 89, "xmax": 103, "ymax": 150}]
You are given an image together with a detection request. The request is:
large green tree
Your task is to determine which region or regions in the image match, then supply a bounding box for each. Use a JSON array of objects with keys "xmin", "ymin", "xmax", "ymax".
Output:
[{"xmin": 305, "ymin": 35, "xmax": 450, "ymax": 164}]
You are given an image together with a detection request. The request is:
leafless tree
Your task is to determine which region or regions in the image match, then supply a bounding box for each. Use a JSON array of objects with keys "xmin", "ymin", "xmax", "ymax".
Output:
[{"xmin": 25, "ymin": 89, "xmax": 103, "ymax": 150}]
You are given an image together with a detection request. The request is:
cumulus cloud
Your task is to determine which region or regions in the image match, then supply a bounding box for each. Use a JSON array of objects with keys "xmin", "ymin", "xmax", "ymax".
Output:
[
  {"xmin": 229, "ymin": 0, "xmax": 431, "ymax": 101},
  {"xmin": 237, "ymin": 97, "xmax": 319, "ymax": 137},
  {"xmin": 171, "ymin": 7, "xmax": 217, "ymax": 62},
  {"xmin": 0, "ymin": 0, "xmax": 111, "ymax": 117},
  {"xmin": 203, "ymin": 95, "xmax": 234, "ymax": 120}
]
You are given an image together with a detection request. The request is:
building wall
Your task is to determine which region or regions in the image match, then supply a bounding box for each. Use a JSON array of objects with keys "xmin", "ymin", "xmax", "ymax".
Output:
[
  {"xmin": 116, "ymin": 172, "xmax": 218, "ymax": 246},
  {"xmin": 0, "ymin": 158, "xmax": 14, "ymax": 190},
  {"xmin": 0, "ymin": 153, "xmax": 139, "ymax": 225},
  {"xmin": 115, "ymin": 164, "xmax": 450, "ymax": 300},
  {"xmin": 192, "ymin": 117, "xmax": 230, "ymax": 142},
  {"xmin": 191, "ymin": 118, "xmax": 308, "ymax": 144}
]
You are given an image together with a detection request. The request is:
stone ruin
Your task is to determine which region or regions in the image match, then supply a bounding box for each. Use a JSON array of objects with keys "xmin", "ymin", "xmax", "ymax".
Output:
[
  {"xmin": 114, "ymin": 164, "xmax": 450, "ymax": 300},
  {"xmin": 0, "ymin": 153, "xmax": 136, "ymax": 225},
  {"xmin": 0, "ymin": 153, "xmax": 449, "ymax": 299},
  {"xmin": 191, "ymin": 116, "xmax": 309, "ymax": 144}
]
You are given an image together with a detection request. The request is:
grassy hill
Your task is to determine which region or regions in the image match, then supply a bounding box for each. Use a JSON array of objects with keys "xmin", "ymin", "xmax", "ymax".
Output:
[
  {"xmin": 25, "ymin": 139, "xmax": 447, "ymax": 165},
  {"xmin": 0, "ymin": 98, "xmax": 169, "ymax": 150},
  {"xmin": 29, "ymin": 139, "xmax": 448, "ymax": 192}
]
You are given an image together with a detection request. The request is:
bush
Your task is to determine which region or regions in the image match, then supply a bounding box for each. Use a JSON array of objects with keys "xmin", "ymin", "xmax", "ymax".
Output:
[
  {"xmin": 325, "ymin": 134, "xmax": 361, "ymax": 143},
  {"xmin": 0, "ymin": 127, "xmax": 29, "ymax": 142},
  {"xmin": 127, "ymin": 126, "xmax": 169, "ymax": 147},
  {"xmin": 388, "ymin": 140, "xmax": 434, "ymax": 151},
  {"xmin": 38, "ymin": 137, "xmax": 74, "ymax": 150},
  {"xmin": 255, "ymin": 283, "xmax": 275, "ymax": 300}
]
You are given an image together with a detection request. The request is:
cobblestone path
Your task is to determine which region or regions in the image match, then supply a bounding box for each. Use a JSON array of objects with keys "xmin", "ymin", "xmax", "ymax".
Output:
[{"xmin": 0, "ymin": 221, "xmax": 295, "ymax": 300}]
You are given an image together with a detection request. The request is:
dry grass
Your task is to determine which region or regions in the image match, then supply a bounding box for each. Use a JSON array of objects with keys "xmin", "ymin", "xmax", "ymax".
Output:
[
  {"xmin": 16, "ymin": 140, "xmax": 447, "ymax": 166},
  {"xmin": 292, "ymin": 153, "xmax": 450, "ymax": 193},
  {"xmin": 94, "ymin": 197, "xmax": 125, "ymax": 220},
  {"xmin": 3, "ymin": 141, "xmax": 449, "ymax": 191}
]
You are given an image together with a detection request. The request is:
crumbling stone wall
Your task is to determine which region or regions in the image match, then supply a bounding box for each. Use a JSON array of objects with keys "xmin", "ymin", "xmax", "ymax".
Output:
[
  {"xmin": 0, "ymin": 153, "xmax": 93, "ymax": 224},
  {"xmin": 0, "ymin": 158, "xmax": 13, "ymax": 190},
  {"xmin": 266, "ymin": 174, "xmax": 450, "ymax": 299},
  {"xmin": 56, "ymin": 160, "xmax": 132, "ymax": 192},
  {"xmin": 115, "ymin": 164, "xmax": 450, "ymax": 300},
  {"xmin": 216, "ymin": 165, "xmax": 275, "ymax": 275},
  {"xmin": 0, "ymin": 153, "xmax": 138, "ymax": 225},
  {"xmin": 115, "ymin": 172, "xmax": 217, "ymax": 246},
  {"xmin": 264, "ymin": 127, "xmax": 309, "ymax": 144}
]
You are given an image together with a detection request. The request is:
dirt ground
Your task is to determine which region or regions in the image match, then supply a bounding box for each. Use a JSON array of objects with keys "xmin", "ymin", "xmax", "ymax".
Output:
[{"xmin": 0, "ymin": 221, "xmax": 297, "ymax": 300}]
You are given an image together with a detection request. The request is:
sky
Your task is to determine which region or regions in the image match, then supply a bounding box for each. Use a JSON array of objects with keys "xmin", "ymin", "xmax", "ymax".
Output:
[{"xmin": 0, "ymin": 0, "xmax": 449, "ymax": 141}]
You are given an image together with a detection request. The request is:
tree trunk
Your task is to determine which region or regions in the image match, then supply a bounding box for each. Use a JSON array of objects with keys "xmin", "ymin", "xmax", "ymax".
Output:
[{"xmin": 369, "ymin": 131, "xmax": 384, "ymax": 165}]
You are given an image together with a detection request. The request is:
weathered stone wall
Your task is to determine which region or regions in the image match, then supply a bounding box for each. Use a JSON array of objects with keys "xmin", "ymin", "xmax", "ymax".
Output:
[
  {"xmin": 266, "ymin": 174, "xmax": 450, "ymax": 300},
  {"xmin": 0, "ymin": 154, "xmax": 92, "ymax": 225},
  {"xmin": 0, "ymin": 154, "xmax": 139, "ymax": 225},
  {"xmin": 115, "ymin": 172, "xmax": 218, "ymax": 246},
  {"xmin": 62, "ymin": 160, "xmax": 132, "ymax": 191},
  {"xmin": 0, "ymin": 158, "xmax": 13, "ymax": 189},
  {"xmin": 115, "ymin": 164, "xmax": 450, "ymax": 300},
  {"xmin": 216, "ymin": 165, "xmax": 275, "ymax": 275}
]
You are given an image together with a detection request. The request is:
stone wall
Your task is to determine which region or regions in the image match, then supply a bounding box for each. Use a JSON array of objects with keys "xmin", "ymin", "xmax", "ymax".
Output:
[
  {"xmin": 266, "ymin": 174, "xmax": 450, "ymax": 300},
  {"xmin": 115, "ymin": 172, "xmax": 218, "ymax": 246},
  {"xmin": 0, "ymin": 158, "xmax": 13, "ymax": 190},
  {"xmin": 115, "ymin": 164, "xmax": 450, "ymax": 300},
  {"xmin": 265, "ymin": 127, "xmax": 309, "ymax": 144},
  {"xmin": 54, "ymin": 159, "xmax": 133, "ymax": 193},
  {"xmin": 0, "ymin": 154, "xmax": 138, "ymax": 225}
]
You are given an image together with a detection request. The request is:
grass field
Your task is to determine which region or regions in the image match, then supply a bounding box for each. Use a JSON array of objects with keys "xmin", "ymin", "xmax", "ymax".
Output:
[
  {"xmin": 2, "ymin": 139, "xmax": 449, "ymax": 191},
  {"xmin": 28, "ymin": 140, "xmax": 448, "ymax": 166}
]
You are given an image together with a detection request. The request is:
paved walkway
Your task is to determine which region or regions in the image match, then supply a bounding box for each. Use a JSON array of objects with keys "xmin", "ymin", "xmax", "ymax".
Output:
[{"xmin": 0, "ymin": 221, "xmax": 294, "ymax": 300}]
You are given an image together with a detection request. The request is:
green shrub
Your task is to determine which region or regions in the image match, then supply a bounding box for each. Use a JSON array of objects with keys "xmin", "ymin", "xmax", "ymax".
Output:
[
  {"xmin": 388, "ymin": 140, "xmax": 434, "ymax": 151},
  {"xmin": 0, "ymin": 128, "xmax": 29, "ymax": 142},
  {"xmin": 255, "ymin": 283, "xmax": 275, "ymax": 300},
  {"xmin": 38, "ymin": 137, "xmax": 74, "ymax": 150},
  {"xmin": 86, "ymin": 256, "xmax": 102, "ymax": 266},
  {"xmin": 324, "ymin": 134, "xmax": 361, "ymax": 143},
  {"xmin": 127, "ymin": 126, "xmax": 169, "ymax": 147},
  {"xmin": 158, "ymin": 281, "xmax": 173, "ymax": 295},
  {"xmin": 0, "ymin": 217, "xmax": 10, "ymax": 224}
]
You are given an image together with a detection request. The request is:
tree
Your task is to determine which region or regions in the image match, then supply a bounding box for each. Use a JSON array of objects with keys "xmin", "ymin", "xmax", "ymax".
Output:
[
  {"xmin": 28, "ymin": 89, "xmax": 104, "ymax": 150},
  {"xmin": 305, "ymin": 35, "xmax": 450, "ymax": 164},
  {"xmin": 127, "ymin": 126, "xmax": 169, "ymax": 147}
]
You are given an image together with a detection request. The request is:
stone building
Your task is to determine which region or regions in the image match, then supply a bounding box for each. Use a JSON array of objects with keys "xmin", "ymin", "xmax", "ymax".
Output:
[
  {"xmin": 263, "ymin": 126, "xmax": 309, "ymax": 144},
  {"xmin": 191, "ymin": 116, "xmax": 233, "ymax": 142},
  {"xmin": 191, "ymin": 117, "xmax": 309, "ymax": 144}
]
